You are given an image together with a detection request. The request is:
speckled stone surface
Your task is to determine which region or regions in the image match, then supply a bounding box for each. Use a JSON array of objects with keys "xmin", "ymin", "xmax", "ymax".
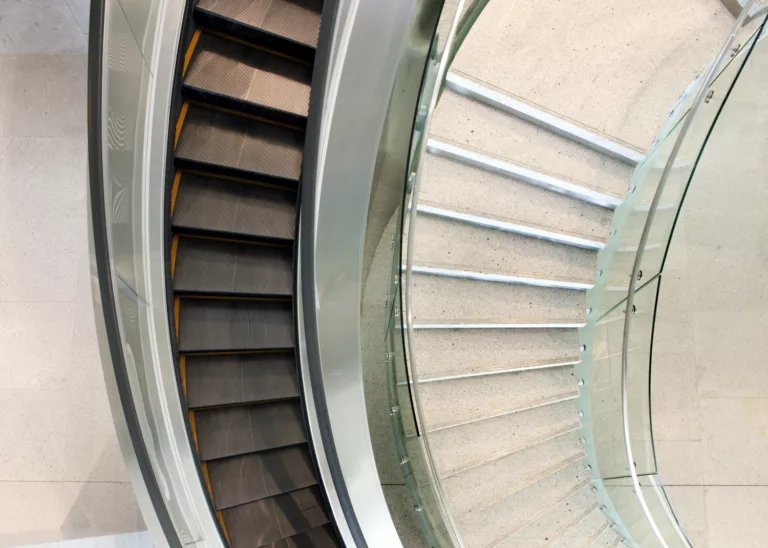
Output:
[
  {"xmin": 495, "ymin": 484, "xmax": 598, "ymax": 548},
  {"xmin": 419, "ymin": 153, "xmax": 613, "ymax": 241},
  {"xmin": 413, "ymin": 215, "xmax": 598, "ymax": 283},
  {"xmin": 451, "ymin": 0, "xmax": 733, "ymax": 149},
  {"xmin": 419, "ymin": 367, "xmax": 577, "ymax": 430},
  {"xmin": 411, "ymin": 328, "xmax": 579, "ymax": 380},
  {"xmin": 548, "ymin": 506, "xmax": 615, "ymax": 548},
  {"xmin": 457, "ymin": 461, "xmax": 588, "ymax": 548},
  {"xmin": 411, "ymin": 274, "xmax": 586, "ymax": 324},
  {"xmin": 443, "ymin": 432, "xmax": 583, "ymax": 517},
  {"xmin": 431, "ymin": 89, "xmax": 633, "ymax": 197},
  {"xmin": 428, "ymin": 399, "xmax": 581, "ymax": 477}
]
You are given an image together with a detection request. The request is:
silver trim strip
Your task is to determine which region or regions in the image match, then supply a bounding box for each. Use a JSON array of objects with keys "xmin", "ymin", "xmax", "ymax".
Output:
[
  {"xmin": 417, "ymin": 204, "xmax": 605, "ymax": 250},
  {"xmin": 412, "ymin": 265, "xmax": 594, "ymax": 290},
  {"xmin": 426, "ymin": 139, "xmax": 623, "ymax": 209},
  {"xmin": 300, "ymin": 0, "xmax": 423, "ymax": 545},
  {"xmin": 427, "ymin": 393, "xmax": 580, "ymax": 433},
  {"xmin": 413, "ymin": 322, "xmax": 585, "ymax": 330},
  {"xmin": 295, "ymin": 251, "xmax": 355, "ymax": 547},
  {"xmin": 446, "ymin": 72, "xmax": 645, "ymax": 166},
  {"xmin": 400, "ymin": 358, "xmax": 580, "ymax": 384}
]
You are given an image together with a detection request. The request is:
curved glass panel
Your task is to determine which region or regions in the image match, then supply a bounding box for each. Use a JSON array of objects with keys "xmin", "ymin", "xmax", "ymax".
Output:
[
  {"xmin": 363, "ymin": 1, "xmax": 466, "ymax": 545},
  {"xmin": 579, "ymin": 8, "xmax": 768, "ymax": 547}
]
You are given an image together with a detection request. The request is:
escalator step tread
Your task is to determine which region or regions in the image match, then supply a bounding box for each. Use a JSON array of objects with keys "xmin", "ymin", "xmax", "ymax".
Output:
[
  {"xmin": 174, "ymin": 237, "xmax": 293, "ymax": 297},
  {"xmin": 172, "ymin": 172, "xmax": 296, "ymax": 242},
  {"xmin": 195, "ymin": 400, "xmax": 306, "ymax": 460},
  {"xmin": 207, "ymin": 444, "xmax": 317, "ymax": 509},
  {"xmin": 178, "ymin": 298, "xmax": 294, "ymax": 352},
  {"xmin": 185, "ymin": 32, "xmax": 312, "ymax": 118},
  {"xmin": 221, "ymin": 486, "xmax": 329, "ymax": 548},
  {"xmin": 196, "ymin": 0, "xmax": 322, "ymax": 48},
  {"xmin": 175, "ymin": 104, "xmax": 304, "ymax": 183},
  {"xmin": 185, "ymin": 352, "xmax": 299, "ymax": 409},
  {"xmin": 263, "ymin": 525, "xmax": 339, "ymax": 548}
]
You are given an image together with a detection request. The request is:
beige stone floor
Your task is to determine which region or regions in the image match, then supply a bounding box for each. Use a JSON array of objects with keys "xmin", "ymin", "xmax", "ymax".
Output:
[
  {"xmin": 453, "ymin": 0, "xmax": 734, "ymax": 150},
  {"xmin": 652, "ymin": 29, "xmax": 768, "ymax": 548},
  {"xmin": 0, "ymin": 0, "xmax": 144, "ymax": 546}
]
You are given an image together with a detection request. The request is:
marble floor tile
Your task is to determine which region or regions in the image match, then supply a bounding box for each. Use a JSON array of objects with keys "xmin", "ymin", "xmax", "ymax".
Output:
[
  {"xmin": 0, "ymin": 390, "xmax": 70, "ymax": 481},
  {"xmin": 1, "ymin": 54, "xmax": 87, "ymax": 137},
  {"xmin": 0, "ymin": 137, "xmax": 87, "ymax": 218},
  {"xmin": 664, "ymin": 486, "xmax": 707, "ymax": 548},
  {"xmin": 655, "ymin": 440, "xmax": 705, "ymax": 486},
  {"xmin": 0, "ymin": 1, "xmax": 87, "ymax": 54},
  {"xmin": 62, "ymin": 388, "xmax": 128, "ymax": 482},
  {"xmin": 693, "ymin": 310, "xmax": 768, "ymax": 399},
  {"xmin": 705, "ymin": 486, "xmax": 768, "ymax": 548},
  {"xmin": 65, "ymin": 0, "xmax": 91, "ymax": 36},
  {"xmin": 58, "ymin": 482, "xmax": 145, "ymax": 540},
  {"xmin": 651, "ymin": 353, "xmax": 701, "ymax": 442},
  {"xmin": 700, "ymin": 398, "xmax": 768, "ymax": 485},
  {"xmin": 0, "ymin": 482, "xmax": 69, "ymax": 544}
]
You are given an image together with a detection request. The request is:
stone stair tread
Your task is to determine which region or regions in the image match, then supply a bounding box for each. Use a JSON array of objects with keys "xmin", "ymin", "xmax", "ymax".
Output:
[
  {"xmin": 413, "ymin": 215, "xmax": 598, "ymax": 286},
  {"xmin": 459, "ymin": 461, "xmax": 588, "ymax": 548},
  {"xmin": 429, "ymin": 400, "xmax": 581, "ymax": 478},
  {"xmin": 410, "ymin": 328, "xmax": 579, "ymax": 381},
  {"xmin": 444, "ymin": 432, "xmax": 584, "ymax": 518},
  {"xmin": 411, "ymin": 274, "xmax": 586, "ymax": 324},
  {"xmin": 431, "ymin": 89, "xmax": 633, "ymax": 198},
  {"xmin": 420, "ymin": 368, "xmax": 578, "ymax": 432},
  {"xmin": 548, "ymin": 506, "xmax": 616, "ymax": 548},
  {"xmin": 494, "ymin": 484, "xmax": 598, "ymax": 548}
]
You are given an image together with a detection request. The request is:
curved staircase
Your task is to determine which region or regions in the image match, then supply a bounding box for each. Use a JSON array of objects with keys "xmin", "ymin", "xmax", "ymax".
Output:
[{"xmin": 408, "ymin": 71, "xmax": 642, "ymax": 548}]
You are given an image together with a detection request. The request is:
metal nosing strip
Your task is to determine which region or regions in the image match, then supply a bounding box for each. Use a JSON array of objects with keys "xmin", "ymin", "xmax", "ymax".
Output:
[
  {"xmin": 445, "ymin": 72, "xmax": 645, "ymax": 166},
  {"xmin": 427, "ymin": 393, "xmax": 579, "ymax": 433},
  {"xmin": 412, "ymin": 264, "xmax": 594, "ymax": 290},
  {"xmin": 399, "ymin": 359, "xmax": 581, "ymax": 384},
  {"xmin": 417, "ymin": 204, "xmax": 605, "ymax": 250},
  {"xmin": 413, "ymin": 322, "xmax": 586, "ymax": 329},
  {"xmin": 426, "ymin": 138, "xmax": 623, "ymax": 210}
]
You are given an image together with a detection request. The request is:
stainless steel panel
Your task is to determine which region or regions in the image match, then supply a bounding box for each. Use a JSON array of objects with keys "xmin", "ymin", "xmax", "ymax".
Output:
[{"xmin": 299, "ymin": 0, "xmax": 425, "ymax": 545}]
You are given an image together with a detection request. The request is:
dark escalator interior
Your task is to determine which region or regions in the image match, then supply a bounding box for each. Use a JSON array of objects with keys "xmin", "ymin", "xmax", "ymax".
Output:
[{"xmin": 167, "ymin": 1, "xmax": 338, "ymax": 546}]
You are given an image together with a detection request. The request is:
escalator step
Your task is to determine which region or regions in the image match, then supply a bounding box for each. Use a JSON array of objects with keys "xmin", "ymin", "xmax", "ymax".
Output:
[
  {"xmin": 172, "ymin": 172, "xmax": 296, "ymax": 242},
  {"xmin": 207, "ymin": 444, "xmax": 317, "ymax": 509},
  {"xmin": 221, "ymin": 486, "xmax": 329, "ymax": 548},
  {"xmin": 265, "ymin": 525, "xmax": 339, "ymax": 548},
  {"xmin": 184, "ymin": 32, "xmax": 312, "ymax": 124},
  {"xmin": 195, "ymin": 400, "xmax": 306, "ymax": 460},
  {"xmin": 174, "ymin": 237, "xmax": 293, "ymax": 297},
  {"xmin": 175, "ymin": 104, "xmax": 304, "ymax": 184},
  {"xmin": 196, "ymin": 0, "xmax": 322, "ymax": 49},
  {"xmin": 178, "ymin": 298, "xmax": 293, "ymax": 352},
  {"xmin": 185, "ymin": 352, "xmax": 299, "ymax": 409}
]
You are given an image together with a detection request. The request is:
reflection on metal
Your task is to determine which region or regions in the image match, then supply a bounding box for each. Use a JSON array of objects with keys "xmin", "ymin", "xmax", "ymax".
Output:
[
  {"xmin": 412, "ymin": 265, "xmax": 594, "ymax": 290},
  {"xmin": 92, "ymin": 0, "xmax": 233, "ymax": 545},
  {"xmin": 446, "ymin": 72, "xmax": 645, "ymax": 166},
  {"xmin": 427, "ymin": 139, "xmax": 623, "ymax": 209},
  {"xmin": 295, "ymin": 252, "xmax": 355, "ymax": 547},
  {"xmin": 417, "ymin": 203, "xmax": 606, "ymax": 250},
  {"xmin": 299, "ymin": 0, "xmax": 439, "ymax": 545}
]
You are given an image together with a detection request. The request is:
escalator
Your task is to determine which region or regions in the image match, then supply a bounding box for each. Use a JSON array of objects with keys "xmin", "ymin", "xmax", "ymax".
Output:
[{"xmin": 167, "ymin": 1, "xmax": 338, "ymax": 546}]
